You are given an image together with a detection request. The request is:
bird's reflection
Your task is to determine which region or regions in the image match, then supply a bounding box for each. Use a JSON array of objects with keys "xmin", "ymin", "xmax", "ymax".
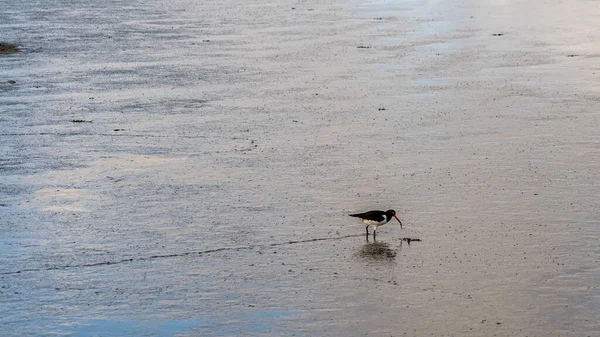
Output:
[{"xmin": 358, "ymin": 235, "xmax": 397, "ymax": 259}]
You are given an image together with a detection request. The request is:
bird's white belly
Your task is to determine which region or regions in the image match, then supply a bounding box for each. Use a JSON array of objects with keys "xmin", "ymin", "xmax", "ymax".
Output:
[{"xmin": 362, "ymin": 219, "xmax": 386, "ymax": 227}]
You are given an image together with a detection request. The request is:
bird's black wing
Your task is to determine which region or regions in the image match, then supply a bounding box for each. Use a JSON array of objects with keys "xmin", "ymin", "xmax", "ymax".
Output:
[{"xmin": 349, "ymin": 210, "xmax": 385, "ymax": 221}]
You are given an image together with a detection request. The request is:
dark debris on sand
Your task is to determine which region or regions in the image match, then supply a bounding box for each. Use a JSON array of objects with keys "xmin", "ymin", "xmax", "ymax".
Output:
[{"xmin": 0, "ymin": 43, "xmax": 20, "ymax": 54}]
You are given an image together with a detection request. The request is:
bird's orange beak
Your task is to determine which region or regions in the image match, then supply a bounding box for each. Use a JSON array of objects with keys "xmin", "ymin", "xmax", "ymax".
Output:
[{"xmin": 394, "ymin": 215, "xmax": 402, "ymax": 229}]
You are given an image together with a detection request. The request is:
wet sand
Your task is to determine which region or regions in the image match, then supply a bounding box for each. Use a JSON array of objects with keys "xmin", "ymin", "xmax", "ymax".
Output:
[{"xmin": 1, "ymin": 0, "xmax": 599, "ymax": 336}]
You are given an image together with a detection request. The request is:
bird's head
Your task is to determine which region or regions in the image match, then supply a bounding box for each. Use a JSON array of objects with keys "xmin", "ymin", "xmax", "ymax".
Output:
[{"xmin": 387, "ymin": 209, "xmax": 402, "ymax": 229}]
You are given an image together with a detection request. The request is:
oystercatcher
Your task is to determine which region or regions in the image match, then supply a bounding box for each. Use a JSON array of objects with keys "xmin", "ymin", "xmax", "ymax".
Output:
[{"xmin": 349, "ymin": 209, "xmax": 403, "ymax": 237}]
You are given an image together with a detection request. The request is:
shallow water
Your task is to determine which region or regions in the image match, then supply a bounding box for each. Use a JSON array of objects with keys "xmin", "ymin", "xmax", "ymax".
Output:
[{"xmin": 1, "ymin": 0, "xmax": 599, "ymax": 336}]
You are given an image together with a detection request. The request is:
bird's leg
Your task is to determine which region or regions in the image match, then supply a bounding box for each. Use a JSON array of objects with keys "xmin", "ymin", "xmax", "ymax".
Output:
[
  {"xmin": 373, "ymin": 229, "xmax": 377, "ymax": 240},
  {"xmin": 365, "ymin": 225, "xmax": 369, "ymax": 236}
]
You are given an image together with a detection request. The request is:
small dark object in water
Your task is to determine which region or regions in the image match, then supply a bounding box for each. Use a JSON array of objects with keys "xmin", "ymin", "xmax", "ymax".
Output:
[
  {"xmin": 566, "ymin": 54, "xmax": 578, "ymax": 57},
  {"xmin": 0, "ymin": 43, "xmax": 20, "ymax": 54},
  {"xmin": 7, "ymin": 80, "xmax": 16, "ymax": 84},
  {"xmin": 114, "ymin": 128, "xmax": 125, "ymax": 131},
  {"xmin": 378, "ymin": 107, "xmax": 386, "ymax": 111},
  {"xmin": 71, "ymin": 119, "xmax": 92, "ymax": 123},
  {"xmin": 401, "ymin": 238, "xmax": 422, "ymax": 244},
  {"xmin": 374, "ymin": 17, "xmax": 383, "ymax": 20},
  {"xmin": 357, "ymin": 45, "xmax": 371, "ymax": 49},
  {"xmin": 492, "ymin": 33, "xmax": 504, "ymax": 36}
]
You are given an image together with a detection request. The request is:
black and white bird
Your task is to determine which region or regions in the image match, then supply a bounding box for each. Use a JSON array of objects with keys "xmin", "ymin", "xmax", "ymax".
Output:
[{"xmin": 349, "ymin": 209, "xmax": 403, "ymax": 237}]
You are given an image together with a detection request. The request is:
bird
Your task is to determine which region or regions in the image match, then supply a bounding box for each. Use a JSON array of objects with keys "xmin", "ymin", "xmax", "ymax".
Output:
[{"xmin": 349, "ymin": 209, "xmax": 402, "ymax": 237}]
